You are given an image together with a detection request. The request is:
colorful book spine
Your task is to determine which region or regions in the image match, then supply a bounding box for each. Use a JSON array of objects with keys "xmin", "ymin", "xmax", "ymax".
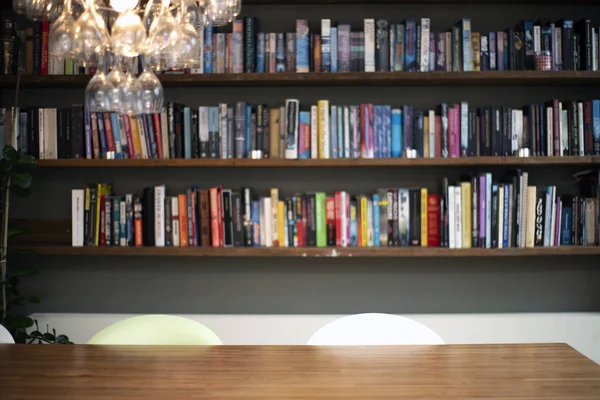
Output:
[
  {"xmin": 295, "ymin": 20, "xmax": 310, "ymax": 73},
  {"xmin": 299, "ymin": 111, "xmax": 310, "ymax": 159}
]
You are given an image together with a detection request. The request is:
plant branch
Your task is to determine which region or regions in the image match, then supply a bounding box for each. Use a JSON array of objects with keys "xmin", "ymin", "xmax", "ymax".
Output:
[{"xmin": 1, "ymin": 173, "xmax": 11, "ymax": 322}]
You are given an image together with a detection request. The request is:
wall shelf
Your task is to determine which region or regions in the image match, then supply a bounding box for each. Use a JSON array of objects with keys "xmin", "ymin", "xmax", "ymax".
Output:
[
  {"xmin": 4, "ymin": 71, "xmax": 600, "ymax": 89},
  {"xmin": 35, "ymin": 156, "xmax": 600, "ymax": 168},
  {"xmin": 13, "ymin": 245, "xmax": 600, "ymax": 257}
]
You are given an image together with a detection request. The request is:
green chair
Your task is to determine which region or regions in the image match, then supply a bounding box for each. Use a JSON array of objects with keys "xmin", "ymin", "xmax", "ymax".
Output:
[{"xmin": 87, "ymin": 315, "xmax": 222, "ymax": 345}]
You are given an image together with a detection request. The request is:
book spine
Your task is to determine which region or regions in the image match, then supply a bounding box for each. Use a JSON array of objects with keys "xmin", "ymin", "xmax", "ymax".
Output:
[
  {"xmin": 296, "ymin": 20, "xmax": 310, "ymax": 73},
  {"xmin": 203, "ymin": 25, "xmax": 213, "ymax": 73}
]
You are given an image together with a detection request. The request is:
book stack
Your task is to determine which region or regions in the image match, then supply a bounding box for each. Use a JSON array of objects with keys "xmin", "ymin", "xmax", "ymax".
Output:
[
  {"xmin": 8, "ymin": 98, "xmax": 600, "ymax": 160},
  {"xmin": 6, "ymin": 17, "xmax": 599, "ymax": 76},
  {"xmin": 71, "ymin": 170, "xmax": 600, "ymax": 248}
]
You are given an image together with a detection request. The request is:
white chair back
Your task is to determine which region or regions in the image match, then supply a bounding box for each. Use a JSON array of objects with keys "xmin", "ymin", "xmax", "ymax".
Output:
[
  {"xmin": 307, "ymin": 313, "xmax": 444, "ymax": 345},
  {"xmin": 0, "ymin": 324, "xmax": 15, "ymax": 344}
]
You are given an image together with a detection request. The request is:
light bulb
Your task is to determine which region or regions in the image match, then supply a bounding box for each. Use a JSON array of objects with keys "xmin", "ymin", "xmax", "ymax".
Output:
[{"xmin": 110, "ymin": 0, "xmax": 138, "ymax": 12}]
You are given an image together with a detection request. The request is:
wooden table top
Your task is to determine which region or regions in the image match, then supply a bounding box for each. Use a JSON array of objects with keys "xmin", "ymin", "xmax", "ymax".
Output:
[{"xmin": 1, "ymin": 343, "xmax": 599, "ymax": 399}]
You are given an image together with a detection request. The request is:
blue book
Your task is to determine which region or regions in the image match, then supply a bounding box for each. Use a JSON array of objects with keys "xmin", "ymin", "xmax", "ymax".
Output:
[
  {"xmin": 330, "ymin": 106, "xmax": 338, "ymax": 159},
  {"xmin": 84, "ymin": 107, "xmax": 92, "ymax": 158},
  {"xmin": 502, "ymin": 184, "xmax": 510, "ymax": 248},
  {"xmin": 144, "ymin": 114, "xmax": 158, "ymax": 159},
  {"xmin": 295, "ymin": 20, "xmax": 310, "ymax": 73},
  {"xmin": 391, "ymin": 109, "xmax": 402, "ymax": 157},
  {"xmin": 561, "ymin": 206, "xmax": 572, "ymax": 245},
  {"xmin": 350, "ymin": 204, "xmax": 358, "ymax": 247},
  {"xmin": 593, "ymin": 99, "xmax": 600, "ymax": 155},
  {"xmin": 383, "ymin": 106, "xmax": 391, "ymax": 158},
  {"xmin": 299, "ymin": 112, "xmax": 310, "ymax": 159},
  {"xmin": 183, "ymin": 107, "xmax": 192, "ymax": 159},
  {"xmin": 208, "ymin": 107, "xmax": 219, "ymax": 158},
  {"xmin": 543, "ymin": 187, "xmax": 553, "ymax": 247},
  {"xmin": 330, "ymin": 27, "xmax": 338, "ymax": 72},
  {"xmin": 256, "ymin": 33, "xmax": 265, "ymax": 73},
  {"xmin": 203, "ymin": 25, "xmax": 213, "ymax": 73},
  {"xmin": 110, "ymin": 112, "xmax": 122, "ymax": 159},
  {"xmin": 460, "ymin": 18, "xmax": 472, "ymax": 72},
  {"xmin": 252, "ymin": 200, "xmax": 261, "ymax": 247},
  {"xmin": 489, "ymin": 32, "xmax": 496, "ymax": 70},
  {"xmin": 404, "ymin": 19, "xmax": 417, "ymax": 71},
  {"xmin": 245, "ymin": 105, "xmax": 252, "ymax": 157},
  {"xmin": 321, "ymin": 20, "xmax": 331, "ymax": 72},
  {"xmin": 373, "ymin": 194, "xmax": 380, "ymax": 247},
  {"xmin": 338, "ymin": 106, "xmax": 344, "ymax": 158}
]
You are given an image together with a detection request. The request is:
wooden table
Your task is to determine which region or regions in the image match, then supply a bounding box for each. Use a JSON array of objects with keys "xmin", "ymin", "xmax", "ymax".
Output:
[{"xmin": 1, "ymin": 343, "xmax": 599, "ymax": 399}]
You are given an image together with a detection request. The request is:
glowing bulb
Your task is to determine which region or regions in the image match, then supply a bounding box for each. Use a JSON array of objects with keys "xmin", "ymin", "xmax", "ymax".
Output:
[{"xmin": 110, "ymin": 0, "xmax": 138, "ymax": 12}]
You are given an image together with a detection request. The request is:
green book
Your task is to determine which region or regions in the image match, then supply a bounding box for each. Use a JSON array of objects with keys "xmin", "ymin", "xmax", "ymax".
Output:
[{"xmin": 316, "ymin": 192, "xmax": 327, "ymax": 247}]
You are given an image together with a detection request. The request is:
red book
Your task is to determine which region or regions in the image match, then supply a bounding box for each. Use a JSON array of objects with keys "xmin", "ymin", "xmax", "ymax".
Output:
[
  {"xmin": 295, "ymin": 196, "xmax": 303, "ymax": 247},
  {"xmin": 217, "ymin": 187, "xmax": 224, "ymax": 247},
  {"xmin": 301, "ymin": 196, "xmax": 308, "ymax": 247},
  {"xmin": 103, "ymin": 112, "xmax": 115, "ymax": 153},
  {"xmin": 152, "ymin": 113, "xmax": 163, "ymax": 159},
  {"xmin": 210, "ymin": 187, "xmax": 220, "ymax": 247},
  {"xmin": 41, "ymin": 20, "xmax": 49, "ymax": 75},
  {"xmin": 427, "ymin": 194, "xmax": 441, "ymax": 247},
  {"xmin": 334, "ymin": 192, "xmax": 342, "ymax": 247},
  {"xmin": 434, "ymin": 116, "xmax": 442, "ymax": 158},
  {"xmin": 326, "ymin": 196, "xmax": 335, "ymax": 246}
]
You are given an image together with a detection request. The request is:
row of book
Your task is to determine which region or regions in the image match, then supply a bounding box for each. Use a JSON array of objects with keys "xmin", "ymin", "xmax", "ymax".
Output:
[
  {"xmin": 70, "ymin": 170, "xmax": 600, "ymax": 248},
  {"xmin": 7, "ymin": 98, "xmax": 600, "ymax": 160},
  {"xmin": 8, "ymin": 17, "xmax": 600, "ymax": 76}
]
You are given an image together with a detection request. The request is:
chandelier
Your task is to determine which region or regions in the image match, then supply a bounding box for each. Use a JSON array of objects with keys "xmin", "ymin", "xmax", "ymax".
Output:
[{"xmin": 12, "ymin": 0, "xmax": 242, "ymax": 114}]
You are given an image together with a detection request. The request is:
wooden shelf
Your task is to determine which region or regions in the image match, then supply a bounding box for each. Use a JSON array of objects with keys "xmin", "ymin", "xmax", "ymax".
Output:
[
  {"xmin": 36, "ymin": 156, "xmax": 600, "ymax": 168},
  {"xmin": 15, "ymin": 245, "xmax": 600, "ymax": 257},
  {"xmin": 242, "ymin": 0, "xmax": 600, "ymax": 3},
  {"xmin": 4, "ymin": 71, "xmax": 600, "ymax": 89}
]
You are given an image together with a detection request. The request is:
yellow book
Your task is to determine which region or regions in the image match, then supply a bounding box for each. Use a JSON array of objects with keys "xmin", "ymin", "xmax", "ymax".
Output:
[
  {"xmin": 471, "ymin": 32, "xmax": 481, "ymax": 71},
  {"xmin": 460, "ymin": 181, "xmax": 471, "ymax": 249},
  {"xmin": 423, "ymin": 116, "xmax": 429, "ymax": 159},
  {"xmin": 269, "ymin": 108, "xmax": 280, "ymax": 158},
  {"xmin": 421, "ymin": 188, "xmax": 428, "ymax": 247},
  {"xmin": 128, "ymin": 115, "xmax": 143, "ymax": 159},
  {"xmin": 278, "ymin": 201, "xmax": 285, "ymax": 247},
  {"xmin": 270, "ymin": 188, "xmax": 279, "ymax": 247},
  {"xmin": 360, "ymin": 196, "xmax": 368, "ymax": 247},
  {"xmin": 317, "ymin": 100, "xmax": 330, "ymax": 159},
  {"xmin": 94, "ymin": 183, "xmax": 112, "ymax": 246}
]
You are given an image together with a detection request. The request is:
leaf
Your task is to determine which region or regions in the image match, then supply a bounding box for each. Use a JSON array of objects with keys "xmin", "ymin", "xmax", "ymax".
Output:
[
  {"xmin": 8, "ymin": 226, "xmax": 30, "ymax": 237},
  {"xmin": 25, "ymin": 296, "xmax": 41, "ymax": 305},
  {"xmin": 11, "ymin": 172, "xmax": 32, "ymax": 189},
  {"xmin": 7, "ymin": 268, "xmax": 38, "ymax": 278},
  {"xmin": 2, "ymin": 146, "xmax": 18, "ymax": 163},
  {"xmin": 7, "ymin": 316, "xmax": 34, "ymax": 329},
  {"xmin": 11, "ymin": 185, "xmax": 30, "ymax": 198},
  {"xmin": 16, "ymin": 154, "xmax": 37, "ymax": 170},
  {"xmin": 42, "ymin": 332, "xmax": 55, "ymax": 342},
  {"xmin": 55, "ymin": 335, "xmax": 70, "ymax": 344}
]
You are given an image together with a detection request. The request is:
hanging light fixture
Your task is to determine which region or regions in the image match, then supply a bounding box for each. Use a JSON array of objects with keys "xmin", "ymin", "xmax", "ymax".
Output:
[{"xmin": 15, "ymin": 0, "xmax": 242, "ymax": 114}]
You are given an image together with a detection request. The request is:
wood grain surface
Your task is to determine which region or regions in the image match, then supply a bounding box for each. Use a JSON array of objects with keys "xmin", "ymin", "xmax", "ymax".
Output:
[{"xmin": 1, "ymin": 343, "xmax": 599, "ymax": 399}]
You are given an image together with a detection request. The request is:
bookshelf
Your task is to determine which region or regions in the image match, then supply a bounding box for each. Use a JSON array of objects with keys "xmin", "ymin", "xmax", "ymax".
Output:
[
  {"xmin": 5, "ymin": 71, "xmax": 600, "ymax": 88},
  {"xmin": 35, "ymin": 156, "xmax": 600, "ymax": 168}
]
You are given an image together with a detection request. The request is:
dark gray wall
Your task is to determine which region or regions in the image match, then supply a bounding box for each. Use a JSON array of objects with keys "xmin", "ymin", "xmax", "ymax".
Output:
[{"xmin": 5, "ymin": 3, "xmax": 600, "ymax": 315}]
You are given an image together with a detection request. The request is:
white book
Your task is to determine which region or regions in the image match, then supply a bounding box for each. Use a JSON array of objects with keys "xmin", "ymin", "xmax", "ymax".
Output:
[
  {"xmin": 71, "ymin": 189, "xmax": 84, "ymax": 247},
  {"xmin": 43, "ymin": 108, "xmax": 57, "ymax": 160},
  {"xmin": 593, "ymin": 28, "xmax": 598, "ymax": 71},
  {"xmin": 154, "ymin": 185, "xmax": 165, "ymax": 246},
  {"xmin": 511, "ymin": 110, "xmax": 518, "ymax": 154},
  {"xmin": 561, "ymin": 109, "xmax": 569, "ymax": 156},
  {"xmin": 199, "ymin": 106, "xmax": 209, "ymax": 158},
  {"xmin": 498, "ymin": 185, "xmax": 504, "ymax": 249},
  {"xmin": 192, "ymin": 21, "xmax": 204, "ymax": 73},
  {"xmin": 516, "ymin": 110, "xmax": 523, "ymax": 152},
  {"xmin": 454, "ymin": 186, "xmax": 462, "ymax": 249},
  {"xmin": 160, "ymin": 107, "xmax": 169, "ymax": 159},
  {"xmin": 310, "ymin": 105, "xmax": 318, "ymax": 159},
  {"xmin": 343, "ymin": 106, "xmax": 350, "ymax": 158},
  {"xmin": 364, "ymin": 19, "xmax": 376, "ymax": 72},
  {"xmin": 137, "ymin": 117, "xmax": 148, "ymax": 159},
  {"xmin": 578, "ymin": 102, "xmax": 584, "ymax": 156},
  {"xmin": 428, "ymin": 110, "xmax": 435, "ymax": 158},
  {"xmin": 172, "ymin": 197, "xmax": 180, "ymax": 247},
  {"xmin": 546, "ymin": 107, "xmax": 553, "ymax": 157},
  {"xmin": 38, "ymin": 109, "xmax": 44, "ymax": 159},
  {"xmin": 219, "ymin": 103, "xmax": 228, "ymax": 159},
  {"xmin": 533, "ymin": 25, "xmax": 541, "ymax": 54},
  {"xmin": 420, "ymin": 18, "xmax": 430, "ymax": 72},
  {"xmin": 285, "ymin": 99, "xmax": 299, "ymax": 159},
  {"xmin": 321, "ymin": 19, "xmax": 331, "ymax": 69},
  {"xmin": 318, "ymin": 100, "xmax": 330, "ymax": 159},
  {"xmin": 448, "ymin": 186, "xmax": 455, "ymax": 249}
]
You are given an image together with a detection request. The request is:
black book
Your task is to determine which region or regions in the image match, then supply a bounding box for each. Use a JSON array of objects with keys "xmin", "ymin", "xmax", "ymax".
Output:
[
  {"xmin": 112, "ymin": 197, "xmax": 120, "ymax": 246},
  {"xmin": 28, "ymin": 108, "xmax": 39, "ymax": 158},
  {"xmin": 534, "ymin": 187, "xmax": 546, "ymax": 247},
  {"xmin": 174, "ymin": 103, "xmax": 184, "ymax": 159},
  {"xmin": 575, "ymin": 19, "xmax": 592, "ymax": 70},
  {"xmin": 375, "ymin": 19, "xmax": 390, "ymax": 72},
  {"xmin": 232, "ymin": 192, "xmax": 243, "ymax": 247},
  {"xmin": 87, "ymin": 186, "xmax": 97, "ymax": 246},
  {"xmin": 471, "ymin": 175, "xmax": 479, "ymax": 248},
  {"xmin": 250, "ymin": 110, "xmax": 257, "ymax": 153},
  {"xmin": 441, "ymin": 177, "xmax": 449, "ymax": 248},
  {"xmin": 227, "ymin": 106, "xmax": 234, "ymax": 158},
  {"xmin": 104, "ymin": 196, "xmax": 112, "ymax": 246},
  {"xmin": 142, "ymin": 187, "xmax": 155, "ymax": 246},
  {"xmin": 242, "ymin": 188, "xmax": 253, "ymax": 246},
  {"xmin": 491, "ymin": 106, "xmax": 502, "ymax": 156},
  {"xmin": 256, "ymin": 105, "xmax": 264, "ymax": 155},
  {"xmin": 71, "ymin": 105, "xmax": 84, "ymax": 159},
  {"xmin": 287, "ymin": 198, "xmax": 294, "ymax": 247},
  {"xmin": 391, "ymin": 190, "xmax": 399, "ymax": 246},
  {"xmin": 56, "ymin": 109, "xmax": 66, "ymax": 158},
  {"xmin": 568, "ymin": 101, "xmax": 579, "ymax": 155},
  {"xmin": 506, "ymin": 29, "xmax": 515, "ymax": 70},
  {"xmin": 409, "ymin": 189, "xmax": 421, "ymax": 246},
  {"xmin": 413, "ymin": 110, "xmax": 424, "ymax": 157},
  {"xmin": 191, "ymin": 109, "xmax": 199, "ymax": 159},
  {"xmin": 244, "ymin": 17, "xmax": 257, "ymax": 73},
  {"xmin": 491, "ymin": 184, "xmax": 499, "ymax": 248},
  {"xmin": 306, "ymin": 194, "xmax": 317, "ymax": 247},
  {"xmin": 262, "ymin": 106, "xmax": 270, "ymax": 158},
  {"xmin": 387, "ymin": 189, "xmax": 395, "ymax": 246},
  {"xmin": 467, "ymin": 110, "xmax": 477, "ymax": 156},
  {"xmin": 513, "ymin": 31, "xmax": 525, "ymax": 70},
  {"xmin": 574, "ymin": 34, "xmax": 581, "ymax": 70},
  {"xmin": 559, "ymin": 19, "xmax": 575, "ymax": 70},
  {"xmin": 222, "ymin": 189, "xmax": 234, "ymax": 247},
  {"xmin": 186, "ymin": 188, "xmax": 194, "ymax": 246},
  {"xmin": 165, "ymin": 196, "xmax": 173, "ymax": 246},
  {"xmin": 502, "ymin": 107, "xmax": 512, "ymax": 156},
  {"xmin": 234, "ymin": 102, "xmax": 246, "ymax": 158}
]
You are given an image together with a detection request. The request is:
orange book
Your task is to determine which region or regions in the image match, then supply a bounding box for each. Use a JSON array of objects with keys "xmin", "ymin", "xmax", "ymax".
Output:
[
  {"xmin": 178, "ymin": 194, "xmax": 189, "ymax": 247},
  {"xmin": 152, "ymin": 113, "xmax": 163, "ymax": 159},
  {"xmin": 129, "ymin": 115, "xmax": 143, "ymax": 159},
  {"xmin": 210, "ymin": 187, "xmax": 220, "ymax": 247},
  {"xmin": 134, "ymin": 197, "xmax": 143, "ymax": 246}
]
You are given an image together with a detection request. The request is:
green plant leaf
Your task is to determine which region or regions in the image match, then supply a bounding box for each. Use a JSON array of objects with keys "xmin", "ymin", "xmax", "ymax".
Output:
[
  {"xmin": 8, "ymin": 226, "xmax": 30, "ymax": 237},
  {"xmin": 55, "ymin": 335, "xmax": 70, "ymax": 344},
  {"xmin": 7, "ymin": 268, "xmax": 38, "ymax": 278},
  {"xmin": 2, "ymin": 146, "xmax": 18, "ymax": 163},
  {"xmin": 7, "ymin": 316, "xmax": 34, "ymax": 329},
  {"xmin": 16, "ymin": 154, "xmax": 37, "ymax": 170},
  {"xmin": 42, "ymin": 332, "xmax": 55, "ymax": 342},
  {"xmin": 11, "ymin": 185, "xmax": 30, "ymax": 197},
  {"xmin": 11, "ymin": 172, "xmax": 32, "ymax": 189}
]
